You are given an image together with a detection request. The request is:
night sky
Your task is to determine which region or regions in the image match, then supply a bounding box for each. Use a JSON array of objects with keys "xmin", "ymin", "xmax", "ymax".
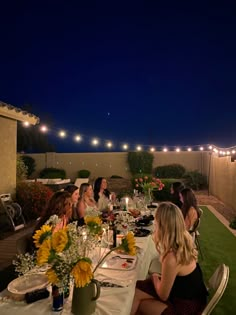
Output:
[{"xmin": 1, "ymin": 1, "xmax": 236, "ymax": 152}]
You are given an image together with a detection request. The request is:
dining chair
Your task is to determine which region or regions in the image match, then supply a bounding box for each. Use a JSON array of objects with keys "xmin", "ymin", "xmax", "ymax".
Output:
[{"xmin": 201, "ymin": 264, "xmax": 229, "ymax": 315}]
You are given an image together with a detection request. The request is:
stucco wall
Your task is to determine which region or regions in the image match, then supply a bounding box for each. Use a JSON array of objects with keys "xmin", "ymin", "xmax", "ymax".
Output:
[
  {"xmin": 25, "ymin": 151, "xmax": 209, "ymax": 181},
  {"xmin": 209, "ymin": 155, "xmax": 236, "ymax": 210},
  {"xmin": 0, "ymin": 117, "xmax": 17, "ymax": 194},
  {"xmin": 24, "ymin": 151, "xmax": 236, "ymax": 212}
]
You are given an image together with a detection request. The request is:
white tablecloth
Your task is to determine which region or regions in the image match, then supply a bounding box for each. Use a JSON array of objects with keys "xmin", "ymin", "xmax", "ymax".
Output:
[{"xmin": 0, "ymin": 235, "xmax": 158, "ymax": 315}]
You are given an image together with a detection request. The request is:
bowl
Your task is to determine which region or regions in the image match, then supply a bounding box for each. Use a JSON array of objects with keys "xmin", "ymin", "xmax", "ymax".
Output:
[{"xmin": 7, "ymin": 273, "xmax": 49, "ymax": 300}]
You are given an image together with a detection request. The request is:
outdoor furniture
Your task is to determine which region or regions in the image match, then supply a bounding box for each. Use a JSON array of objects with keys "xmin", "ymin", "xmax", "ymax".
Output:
[
  {"xmin": 36, "ymin": 178, "xmax": 71, "ymax": 192},
  {"xmin": 202, "ymin": 263, "xmax": 229, "ymax": 315},
  {"xmin": 0, "ymin": 194, "xmax": 25, "ymax": 231}
]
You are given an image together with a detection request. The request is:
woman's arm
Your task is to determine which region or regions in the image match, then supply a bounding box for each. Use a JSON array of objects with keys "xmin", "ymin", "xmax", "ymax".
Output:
[
  {"xmin": 77, "ymin": 199, "xmax": 86, "ymax": 218},
  {"xmin": 185, "ymin": 207, "xmax": 198, "ymax": 230},
  {"xmin": 152, "ymin": 252, "xmax": 178, "ymax": 301}
]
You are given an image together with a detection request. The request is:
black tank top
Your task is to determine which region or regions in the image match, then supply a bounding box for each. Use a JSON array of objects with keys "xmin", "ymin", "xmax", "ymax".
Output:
[{"xmin": 170, "ymin": 263, "xmax": 208, "ymax": 300}]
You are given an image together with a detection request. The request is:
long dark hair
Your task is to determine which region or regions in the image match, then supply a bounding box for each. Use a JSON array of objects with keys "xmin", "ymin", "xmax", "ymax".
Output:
[
  {"xmin": 35, "ymin": 190, "xmax": 72, "ymax": 230},
  {"xmin": 93, "ymin": 177, "xmax": 110, "ymax": 202},
  {"xmin": 170, "ymin": 181, "xmax": 185, "ymax": 208},
  {"xmin": 180, "ymin": 188, "xmax": 200, "ymax": 219},
  {"xmin": 64, "ymin": 184, "xmax": 78, "ymax": 195}
]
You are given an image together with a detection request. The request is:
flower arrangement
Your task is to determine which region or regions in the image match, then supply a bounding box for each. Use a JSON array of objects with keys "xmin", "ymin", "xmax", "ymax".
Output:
[
  {"xmin": 84, "ymin": 216, "xmax": 102, "ymax": 235},
  {"xmin": 135, "ymin": 176, "xmax": 165, "ymax": 194},
  {"xmin": 15, "ymin": 215, "xmax": 136, "ymax": 289}
]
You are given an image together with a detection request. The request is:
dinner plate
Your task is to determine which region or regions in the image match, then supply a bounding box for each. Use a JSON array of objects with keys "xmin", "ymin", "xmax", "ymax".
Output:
[
  {"xmin": 100, "ymin": 253, "xmax": 137, "ymax": 271},
  {"xmin": 8, "ymin": 273, "xmax": 49, "ymax": 296}
]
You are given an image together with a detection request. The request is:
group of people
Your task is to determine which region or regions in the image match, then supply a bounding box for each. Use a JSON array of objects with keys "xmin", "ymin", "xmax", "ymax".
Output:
[
  {"xmin": 131, "ymin": 182, "xmax": 207, "ymax": 315},
  {"xmin": 31, "ymin": 176, "xmax": 207, "ymax": 315},
  {"xmin": 33, "ymin": 177, "xmax": 112, "ymax": 235}
]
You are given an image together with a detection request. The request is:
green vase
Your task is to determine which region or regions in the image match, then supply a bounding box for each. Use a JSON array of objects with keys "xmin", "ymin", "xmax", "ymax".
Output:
[{"xmin": 71, "ymin": 279, "xmax": 100, "ymax": 315}]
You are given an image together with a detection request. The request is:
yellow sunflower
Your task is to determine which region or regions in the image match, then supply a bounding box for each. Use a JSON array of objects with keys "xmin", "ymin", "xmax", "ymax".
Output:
[
  {"xmin": 33, "ymin": 225, "xmax": 52, "ymax": 248},
  {"xmin": 85, "ymin": 216, "xmax": 102, "ymax": 225},
  {"xmin": 71, "ymin": 260, "xmax": 93, "ymax": 288},
  {"xmin": 46, "ymin": 268, "xmax": 59, "ymax": 285},
  {"xmin": 120, "ymin": 232, "xmax": 136, "ymax": 256},
  {"xmin": 37, "ymin": 238, "xmax": 52, "ymax": 265},
  {"xmin": 51, "ymin": 228, "xmax": 68, "ymax": 252}
]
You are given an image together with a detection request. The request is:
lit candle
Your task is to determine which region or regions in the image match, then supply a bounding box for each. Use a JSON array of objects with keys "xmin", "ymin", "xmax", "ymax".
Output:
[{"xmin": 125, "ymin": 197, "xmax": 129, "ymax": 209}]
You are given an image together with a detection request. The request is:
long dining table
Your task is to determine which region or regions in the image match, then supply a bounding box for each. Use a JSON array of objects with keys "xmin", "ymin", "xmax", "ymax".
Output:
[{"xmin": 0, "ymin": 233, "xmax": 158, "ymax": 315}]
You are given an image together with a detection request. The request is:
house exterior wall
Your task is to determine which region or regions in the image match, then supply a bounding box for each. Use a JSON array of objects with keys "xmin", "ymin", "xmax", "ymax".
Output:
[{"xmin": 0, "ymin": 117, "xmax": 17, "ymax": 194}]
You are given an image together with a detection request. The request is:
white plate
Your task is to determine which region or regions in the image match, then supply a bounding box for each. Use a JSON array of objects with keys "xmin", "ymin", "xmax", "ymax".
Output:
[
  {"xmin": 100, "ymin": 253, "xmax": 137, "ymax": 271},
  {"xmin": 8, "ymin": 273, "xmax": 49, "ymax": 295}
]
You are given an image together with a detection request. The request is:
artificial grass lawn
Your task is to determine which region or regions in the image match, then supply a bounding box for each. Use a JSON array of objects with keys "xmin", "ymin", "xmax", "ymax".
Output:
[{"xmin": 199, "ymin": 206, "xmax": 236, "ymax": 315}]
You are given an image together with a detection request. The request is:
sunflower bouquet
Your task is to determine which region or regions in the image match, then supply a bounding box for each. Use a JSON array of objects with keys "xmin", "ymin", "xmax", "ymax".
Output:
[{"xmin": 26, "ymin": 215, "xmax": 136, "ymax": 289}]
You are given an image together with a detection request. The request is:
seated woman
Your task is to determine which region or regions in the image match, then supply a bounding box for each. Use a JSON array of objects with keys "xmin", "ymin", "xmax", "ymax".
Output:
[
  {"xmin": 170, "ymin": 181, "xmax": 185, "ymax": 209},
  {"xmin": 29, "ymin": 191, "xmax": 73, "ymax": 252},
  {"xmin": 64, "ymin": 184, "xmax": 80, "ymax": 221},
  {"xmin": 180, "ymin": 188, "xmax": 201, "ymax": 231},
  {"xmin": 131, "ymin": 202, "xmax": 208, "ymax": 315},
  {"xmin": 77, "ymin": 183, "xmax": 98, "ymax": 220},
  {"xmin": 93, "ymin": 177, "xmax": 111, "ymax": 212}
]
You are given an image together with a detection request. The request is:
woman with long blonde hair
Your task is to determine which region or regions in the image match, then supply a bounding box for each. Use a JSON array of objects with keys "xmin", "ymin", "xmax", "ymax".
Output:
[{"xmin": 131, "ymin": 202, "xmax": 207, "ymax": 315}]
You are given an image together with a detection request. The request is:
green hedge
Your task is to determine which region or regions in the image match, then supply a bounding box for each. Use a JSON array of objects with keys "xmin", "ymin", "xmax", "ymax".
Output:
[
  {"xmin": 77, "ymin": 169, "xmax": 90, "ymax": 178},
  {"xmin": 154, "ymin": 164, "xmax": 186, "ymax": 178},
  {"xmin": 39, "ymin": 168, "xmax": 66, "ymax": 179}
]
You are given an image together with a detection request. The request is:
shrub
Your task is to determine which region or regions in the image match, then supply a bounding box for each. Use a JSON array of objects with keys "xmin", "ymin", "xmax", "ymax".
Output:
[
  {"xmin": 16, "ymin": 155, "xmax": 28, "ymax": 182},
  {"xmin": 39, "ymin": 168, "xmax": 66, "ymax": 179},
  {"xmin": 16, "ymin": 182, "xmax": 53, "ymax": 221},
  {"xmin": 128, "ymin": 152, "xmax": 154, "ymax": 175},
  {"xmin": 182, "ymin": 170, "xmax": 208, "ymax": 190},
  {"xmin": 77, "ymin": 169, "xmax": 90, "ymax": 178},
  {"xmin": 21, "ymin": 155, "xmax": 36, "ymax": 177},
  {"xmin": 154, "ymin": 164, "xmax": 186, "ymax": 178}
]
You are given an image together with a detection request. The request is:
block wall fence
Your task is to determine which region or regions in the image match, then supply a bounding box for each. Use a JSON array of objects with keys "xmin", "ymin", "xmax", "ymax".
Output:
[{"xmin": 23, "ymin": 151, "xmax": 236, "ymax": 213}]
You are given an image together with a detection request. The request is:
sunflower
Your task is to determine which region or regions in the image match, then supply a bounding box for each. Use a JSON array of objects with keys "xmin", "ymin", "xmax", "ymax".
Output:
[
  {"xmin": 33, "ymin": 225, "xmax": 52, "ymax": 248},
  {"xmin": 85, "ymin": 216, "xmax": 102, "ymax": 235},
  {"xmin": 36, "ymin": 238, "xmax": 52, "ymax": 265},
  {"xmin": 120, "ymin": 232, "xmax": 136, "ymax": 256},
  {"xmin": 46, "ymin": 268, "xmax": 59, "ymax": 285},
  {"xmin": 51, "ymin": 228, "xmax": 68, "ymax": 252},
  {"xmin": 71, "ymin": 260, "xmax": 93, "ymax": 288}
]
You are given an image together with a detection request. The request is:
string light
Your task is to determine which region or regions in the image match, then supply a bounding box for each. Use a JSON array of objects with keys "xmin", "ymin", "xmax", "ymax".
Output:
[
  {"xmin": 106, "ymin": 141, "xmax": 113, "ymax": 148},
  {"xmin": 59, "ymin": 130, "xmax": 66, "ymax": 138},
  {"xmin": 40, "ymin": 125, "xmax": 48, "ymax": 133},
  {"xmin": 23, "ymin": 121, "xmax": 30, "ymax": 127},
  {"xmin": 74, "ymin": 135, "xmax": 82, "ymax": 142},
  {"xmin": 22, "ymin": 121, "xmax": 236, "ymax": 156},
  {"xmin": 91, "ymin": 138, "xmax": 99, "ymax": 146}
]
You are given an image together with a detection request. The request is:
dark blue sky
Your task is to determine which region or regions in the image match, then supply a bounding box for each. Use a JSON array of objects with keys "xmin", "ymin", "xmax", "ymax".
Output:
[{"xmin": 1, "ymin": 0, "xmax": 236, "ymax": 152}]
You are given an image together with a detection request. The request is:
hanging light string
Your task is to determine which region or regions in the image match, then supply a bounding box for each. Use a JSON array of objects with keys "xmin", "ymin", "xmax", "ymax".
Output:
[{"xmin": 22, "ymin": 121, "xmax": 236, "ymax": 155}]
